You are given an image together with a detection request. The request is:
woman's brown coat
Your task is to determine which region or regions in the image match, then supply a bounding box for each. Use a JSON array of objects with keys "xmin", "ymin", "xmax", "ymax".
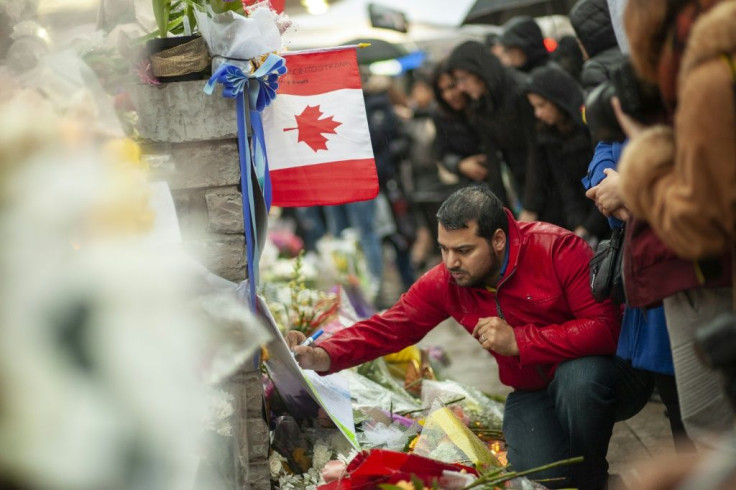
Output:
[{"xmin": 619, "ymin": 0, "xmax": 736, "ymax": 260}]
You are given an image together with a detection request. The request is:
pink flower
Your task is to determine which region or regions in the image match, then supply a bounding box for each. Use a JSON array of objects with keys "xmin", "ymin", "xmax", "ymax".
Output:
[
  {"xmin": 136, "ymin": 61, "xmax": 160, "ymax": 86},
  {"xmin": 321, "ymin": 460, "xmax": 347, "ymax": 482}
]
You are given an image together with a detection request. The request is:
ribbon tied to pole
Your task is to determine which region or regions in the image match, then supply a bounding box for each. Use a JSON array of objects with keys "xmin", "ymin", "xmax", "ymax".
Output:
[{"xmin": 204, "ymin": 53, "xmax": 286, "ymax": 311}]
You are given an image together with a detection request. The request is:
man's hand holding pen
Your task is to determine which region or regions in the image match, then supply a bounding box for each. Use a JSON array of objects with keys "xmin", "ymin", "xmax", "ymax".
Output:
[{"xmin": 285, "ymin": 330, "xmax": 332, "ymax": 372}]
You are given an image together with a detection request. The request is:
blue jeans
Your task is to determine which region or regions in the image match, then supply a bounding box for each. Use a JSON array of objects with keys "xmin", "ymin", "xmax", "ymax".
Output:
[
  {"xmin": 293, "ymin": 206, "xmax": 326, "ymax": 252},
  {"xmin": 502, "ymin": 356, "xmax": 653, "ymax": 490},
  {"xmin": 323, "ymin": 200, "xmax": 383, "ymax": 284}
]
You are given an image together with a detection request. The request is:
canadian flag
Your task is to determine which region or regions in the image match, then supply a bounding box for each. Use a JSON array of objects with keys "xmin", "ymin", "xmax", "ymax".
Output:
[{"xmin": 263, "ymin": 47, "xmax": 378, "ymax": 207}]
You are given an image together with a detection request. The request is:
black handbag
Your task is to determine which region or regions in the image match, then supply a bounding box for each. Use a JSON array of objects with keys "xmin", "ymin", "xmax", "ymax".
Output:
[{"xmin": 589, "ymin": 225, "xmax": 626, "ymax": 304}]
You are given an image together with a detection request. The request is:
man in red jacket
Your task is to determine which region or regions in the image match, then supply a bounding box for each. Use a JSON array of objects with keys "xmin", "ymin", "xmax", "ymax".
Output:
[{"xmin": 288, "ymin": 185, "xmax": 650, "ymax": 490}]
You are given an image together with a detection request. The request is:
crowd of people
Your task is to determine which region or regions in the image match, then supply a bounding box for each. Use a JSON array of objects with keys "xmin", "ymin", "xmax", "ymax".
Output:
[{"xmin": 287, "ymin": 0, "xmax": 736, "ymax": 488}]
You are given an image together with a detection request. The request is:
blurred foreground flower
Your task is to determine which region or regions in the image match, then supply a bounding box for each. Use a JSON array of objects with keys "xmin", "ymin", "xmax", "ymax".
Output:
[{"xmin": 0, "ymin": 76, "xmax": 269, "ymax": 490}]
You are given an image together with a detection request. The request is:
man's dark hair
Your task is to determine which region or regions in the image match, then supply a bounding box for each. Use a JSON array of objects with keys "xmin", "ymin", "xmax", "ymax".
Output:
[{"xmin": 436, "ymin": 185, "xmax": 508, "ymax": 240}]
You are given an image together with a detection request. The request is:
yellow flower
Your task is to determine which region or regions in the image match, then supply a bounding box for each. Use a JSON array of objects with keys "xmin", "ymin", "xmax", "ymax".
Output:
[{"xmin": 103, "ymin": 138, "xmax": 145, "ymax": 171}]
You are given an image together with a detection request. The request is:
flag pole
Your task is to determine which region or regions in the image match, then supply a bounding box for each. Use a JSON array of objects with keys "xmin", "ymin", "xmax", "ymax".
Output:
[{"xmin": 281, "ymin": 44, "xmax": 370, "ymax": 57}]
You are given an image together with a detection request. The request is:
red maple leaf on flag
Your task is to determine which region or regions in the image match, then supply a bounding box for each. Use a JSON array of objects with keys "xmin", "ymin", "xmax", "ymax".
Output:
[{"xmin": 283, "ymin": 105, "xmax": 342, "ymax": 152}]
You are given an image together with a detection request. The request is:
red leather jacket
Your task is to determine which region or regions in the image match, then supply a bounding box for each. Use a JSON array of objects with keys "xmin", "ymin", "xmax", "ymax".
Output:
[{"xmin": 320, "ymin": 210, "xmax": 622, "ymax": 390}]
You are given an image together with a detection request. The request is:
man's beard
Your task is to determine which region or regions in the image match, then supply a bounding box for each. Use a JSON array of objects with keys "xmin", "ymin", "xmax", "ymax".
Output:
[{"xmin": 449, "ymin": 255, "xmax": 502, "ymax": 288}]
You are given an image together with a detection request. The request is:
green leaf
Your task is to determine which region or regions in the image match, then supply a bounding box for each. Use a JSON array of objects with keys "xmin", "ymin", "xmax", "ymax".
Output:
[
  {"xmin": 209, "ymin": 0, "xmax": 245, "ymax": 14},
  {"xmin": 151, "ymin": 0, "xmax": 170, "ymax": 37},
  {"xmin": 410, "ymin": 474, "xmax": 424, "ymax": 490}
]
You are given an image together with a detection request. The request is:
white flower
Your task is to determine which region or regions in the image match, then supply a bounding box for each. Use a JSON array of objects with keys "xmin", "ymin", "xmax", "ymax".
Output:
[
  {"xmin": 337, "ymin": 449, "xmax": 359, "ymax": 465},
  {"xmin": 311, "ymin": 441, "xmax": 332, "ymax": 471},
  {"xmin": 305, "ymin": 467, "xmax": 321, "ymax": 488},
  {"xmin": 296, "ymin": 288, "xmax": 314, "ymax": 305},
  {"xmin": 269, "ymin": 451, "xmax": 288, "ymax": 478},
  {"xmin": 203, "ymin": 389, "xmax": 235, "ymax": 435},
  {"xmin": 210, "ymin": 390, "xmax": 235, "ymax": 419},
  {"xmin": 278, "ymin": 473, "xmax": 299, "ymax": 489},
  {"xmin": 215, "ymin": 422, "xmax": 232, "ymax": 437}
]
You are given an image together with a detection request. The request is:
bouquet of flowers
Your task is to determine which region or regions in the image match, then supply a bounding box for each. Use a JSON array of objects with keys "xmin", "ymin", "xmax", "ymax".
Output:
[
  {"xmin": 192, "ymin": 0, "xmax": 290, "ymax": 71},
  {"xmin": 411, "ymin": 402, "xmax": 501, "ymax": 470},
  {"xmin": 420, "ymin": 380, "xmax": 504, "ymax": 434}
]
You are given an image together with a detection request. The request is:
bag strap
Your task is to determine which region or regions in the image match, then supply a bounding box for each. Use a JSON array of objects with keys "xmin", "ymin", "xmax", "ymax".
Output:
[{"xmin": 721, "ymin": 53, "xmax": 736, "ymax": 311}]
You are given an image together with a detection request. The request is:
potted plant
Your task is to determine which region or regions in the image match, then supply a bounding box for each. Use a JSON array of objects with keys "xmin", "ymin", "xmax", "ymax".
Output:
[{"xmin": 145, "ymin": 0, "xmax": 210, "ymax": 83}]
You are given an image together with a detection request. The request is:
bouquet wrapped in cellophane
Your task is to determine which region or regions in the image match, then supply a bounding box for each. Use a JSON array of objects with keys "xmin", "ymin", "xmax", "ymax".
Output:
[{"xmin": 421, "ymin": 379, "xmax": 504, "ymax": 434}]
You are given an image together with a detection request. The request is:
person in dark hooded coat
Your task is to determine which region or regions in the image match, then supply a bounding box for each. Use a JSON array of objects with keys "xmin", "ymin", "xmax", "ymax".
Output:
[
  {"xmin": 524, "ymin": 65, "xmax": 609, "ymax": 244},
  {"xmin": 431, "ymin": 59, "xmax": 484, "ymax": 187},
  {"xmin": 446, "ymin": 41, "xmax": 538, "ymax": 215},
  {"xmin": 551, "ymin": 34, "xmax": 585, "ymax": 82},
  {"xmin": 569, "ymin": 0, "xmax": 626, "ymax": 95},
  {"xmin": 499, "ymin": 16, "xmax": 553, "ymax": 73}
]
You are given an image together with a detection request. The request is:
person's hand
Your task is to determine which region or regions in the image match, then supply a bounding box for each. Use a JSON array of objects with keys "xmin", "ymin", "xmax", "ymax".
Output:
[
  {"xmin": 285, "ymin": 330, "xmax": 332, "ymax": 371},
  {"xmin": 612, "ymin": 97, "xmax": 645, "ymax": 139},
  {"xmin": 458, "ymin": 154, "xmax": 488, "ymax": 181},
  {"xmin": 518, "ymin": 209, "xmax": 538, "ymax": 222},
  {"xmin": 285, "ymin": 330, "xmax": 306, "ymax": 347},
  {"xmin": 472, "ymin": 317, "xmax": 519, "ymax": 356},
  {"xmin": 585, "ymin": 168, "xmax": 627, "ymax": 218},
  {"xmin": 611, "ymin": 207, "xmax": 631, "ymax": 221}
]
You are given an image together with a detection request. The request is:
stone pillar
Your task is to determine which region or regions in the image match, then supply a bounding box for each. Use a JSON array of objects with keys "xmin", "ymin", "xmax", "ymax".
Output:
[
  {"xmin": 131, "ymin": 80, "xmax": 246, "ymax": 282},
  {"xmin": 227, "ymin": 359, "xmax": 271, "ymax": 490},
  {"xmin": 130, "ymin": 81, "xmax": 269, "ymax": 489}
]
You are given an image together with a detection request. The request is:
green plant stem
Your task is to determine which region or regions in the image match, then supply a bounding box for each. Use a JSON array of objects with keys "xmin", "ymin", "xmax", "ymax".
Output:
[
  {"xmin": 397, "ymin": 396, "xmax": 466, "ymax": 416},
  {"xmin": 472, "ymin": 429, "xmax": 504, "ymax": 439},
  {"xmin": 463, "ymin": 456, "xmax": 584, "ymax": 489}
]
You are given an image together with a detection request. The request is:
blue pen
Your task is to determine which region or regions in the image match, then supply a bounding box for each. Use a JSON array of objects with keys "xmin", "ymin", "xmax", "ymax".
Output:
[{"xmin": 300, "ymin": 329, "xmax": 324, "ymax": 347}]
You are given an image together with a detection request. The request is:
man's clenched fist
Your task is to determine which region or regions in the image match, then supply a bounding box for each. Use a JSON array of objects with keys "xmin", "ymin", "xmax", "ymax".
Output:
[{"xmin": 472, "ymin": 317, "xmax": 519, "ymax": 356}]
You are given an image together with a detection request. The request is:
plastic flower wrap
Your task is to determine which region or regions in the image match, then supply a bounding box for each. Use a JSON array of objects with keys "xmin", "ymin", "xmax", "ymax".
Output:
[
  {"xmin": 359, "ymin": 416, "xmax": 420, "ymax": 452},
  {"xmin": 411, "ymin": 402, "xmax": 501, "ymax": 470},
  {"xmin": 357, "ymin": 358, "xmax": 418, "ymax": 403},
  {"xmin": 196, "ymin": 290, "xmax": 271, "ymax": 384},
  {"xmin": 340, "ymin": 370, "xmax": 420, "ymax": 415},
  {"xmin": 194, "ymin": 4, "xmax": 283, "ymax": 69},
  {"xmin": 421, "ymin": 379, "xmax": 504, "ymax": 433}
]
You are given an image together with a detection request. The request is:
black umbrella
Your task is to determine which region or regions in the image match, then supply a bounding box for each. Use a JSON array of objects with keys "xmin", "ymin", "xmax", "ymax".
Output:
[
  {"xmin": 462, "ymin": 0, "xmax": 577, "ymax": 25},
  {"xmin": 343, "ymin": 38, "xmax": 409, "ymax": 65}
]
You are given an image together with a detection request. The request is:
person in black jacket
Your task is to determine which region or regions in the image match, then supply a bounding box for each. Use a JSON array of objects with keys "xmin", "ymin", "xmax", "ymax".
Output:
[
  {"xmin": 524, "ymin": 66, "xmax": 609, "ymax": 244},
  {"xmin": 569, "ymin": 0, "xmax": 626, "ymax": 95},
  {"xmin": 551, "ymin": 35, "xmax": 585, "ymax": 83},
  {"xmin": 446, "ymin": 41, "xmax": 537, "ymax": 216},
  {"xmin": 431, "ymin": 60, "xmax": 484, "ymax": 187},
  {"xmin": 499, "ymin": 16, "xmax": 553, "ymax": 73}
]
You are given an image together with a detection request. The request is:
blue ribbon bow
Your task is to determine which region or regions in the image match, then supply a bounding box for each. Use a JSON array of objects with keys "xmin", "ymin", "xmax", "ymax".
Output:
[{"xmin": 204, "ymin": 54, "xmax": 286, "ymax": 311}]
